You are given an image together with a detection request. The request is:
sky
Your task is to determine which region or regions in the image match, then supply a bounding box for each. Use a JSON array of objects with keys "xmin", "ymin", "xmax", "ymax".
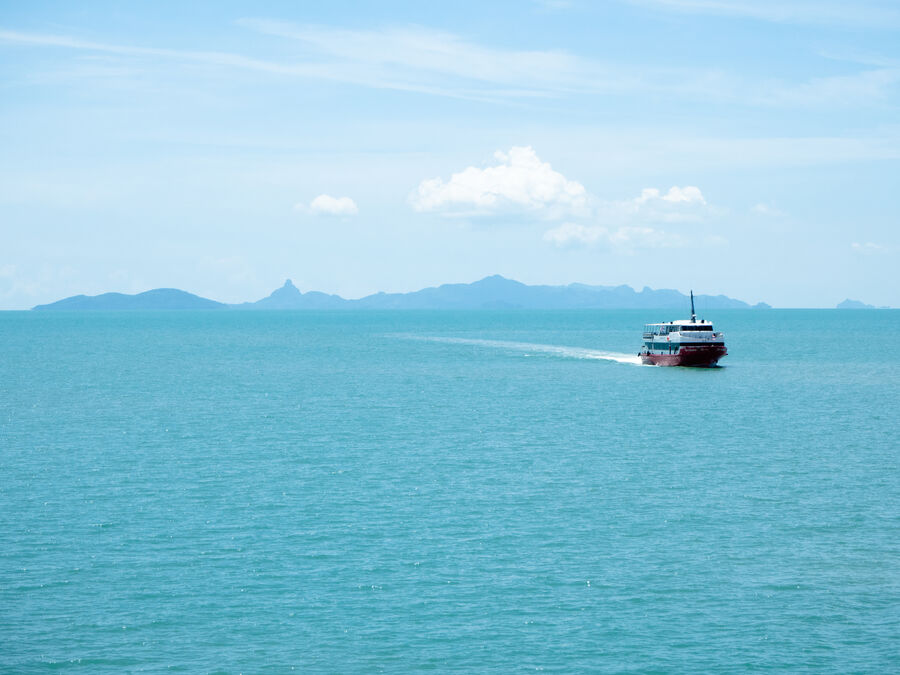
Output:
[{"xmin": 1, "ymin": 0, "xmax": 899, "ymax": 309}]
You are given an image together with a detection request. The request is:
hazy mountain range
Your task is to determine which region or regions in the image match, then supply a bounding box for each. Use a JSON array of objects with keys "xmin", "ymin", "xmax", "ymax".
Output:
[{"xmin": 33, "ymin": 275, "xmax": 778, "ymax": 311}]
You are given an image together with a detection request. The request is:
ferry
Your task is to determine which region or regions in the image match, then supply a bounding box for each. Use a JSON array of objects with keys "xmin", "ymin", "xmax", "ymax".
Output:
[{"xmin": 640, "ymin": 291, "xmax": 727, "ymax": 367}]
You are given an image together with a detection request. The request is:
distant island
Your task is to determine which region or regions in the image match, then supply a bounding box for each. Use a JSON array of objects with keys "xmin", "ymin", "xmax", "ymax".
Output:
[
  {"xmin": 33, "ymin": 276, "xmax": 771, "ymax": 311},
  {"xmin": 32, "ymin": 276, "xmax": 774, "ymax": 311},
  {"xmin": 836, "ymin": 299, "xmax": 889, "ymax": 309},
  {"xmin": 34, "ymin": 288, "xmax": 226, "ymax": 311}
]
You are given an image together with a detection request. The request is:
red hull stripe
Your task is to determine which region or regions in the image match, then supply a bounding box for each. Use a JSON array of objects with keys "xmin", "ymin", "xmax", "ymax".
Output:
[{"xmin": 640, "ymin": 346, "xmax": 727, "ymax": 367}]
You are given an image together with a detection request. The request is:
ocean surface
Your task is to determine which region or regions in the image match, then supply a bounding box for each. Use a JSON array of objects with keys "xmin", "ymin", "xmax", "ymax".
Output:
[{"xmin": 2, "ymin": 309, "xmax": 898, "ymax": 673}]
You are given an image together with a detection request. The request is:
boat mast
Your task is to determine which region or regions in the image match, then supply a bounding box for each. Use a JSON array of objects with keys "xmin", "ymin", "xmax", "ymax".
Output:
[{"xmin": 690, "ymin": 290, "xmax": 696, "ymax": 322}]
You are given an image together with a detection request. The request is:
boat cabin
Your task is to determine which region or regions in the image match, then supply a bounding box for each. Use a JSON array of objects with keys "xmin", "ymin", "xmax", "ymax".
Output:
[{"xmin": 641, "ymin": 320, "xmax": 722, "ymax": 354}]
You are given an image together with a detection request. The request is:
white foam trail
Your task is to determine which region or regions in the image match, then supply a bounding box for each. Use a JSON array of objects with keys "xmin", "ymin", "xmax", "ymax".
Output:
[{"xmin": 407, "ymin": 336, "xmax": 645, "ymax": 366}]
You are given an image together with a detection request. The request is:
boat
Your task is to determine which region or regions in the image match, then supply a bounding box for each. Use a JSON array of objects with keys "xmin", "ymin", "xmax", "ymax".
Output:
[{"xmin": 639, "ymin": 291, "xmax": 727, "ymax": 367}]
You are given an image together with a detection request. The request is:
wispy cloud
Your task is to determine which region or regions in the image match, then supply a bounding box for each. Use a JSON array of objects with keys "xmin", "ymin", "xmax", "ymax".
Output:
[
  {"xmin": 235, "ymin": 19, "xmax": 673, "ymax": 100},
  {"xmin": 0, "ymin": 28, "xmax": 297, "ymax": 73},
  {"xmin": 754, "ymin": 69, "xmax": 900, "ymax": 106},
  {"xmin": 0, "ymin": 27, "xmax": 513, "ymax": 102},
  {"xmin": 532, "ymin": 0, "xmax": 576, "ymax": 11},
  {"xmin": 0, "ymin": 24, "xmax": 628, "ymax": 103},
  {"xmin": 2, "ymin": 22, "xmax": 897, "ymax": 107},
  {"xmin": 0, "ymin": 25, "xmax": 729, "ymax": 106},
  {"xmin": 851, "ymin": 241, "xmax": 889, "ymax": 253},
  {"xmin": 627, "ymin": 0, "xmax": 900, "ymax": 29}
]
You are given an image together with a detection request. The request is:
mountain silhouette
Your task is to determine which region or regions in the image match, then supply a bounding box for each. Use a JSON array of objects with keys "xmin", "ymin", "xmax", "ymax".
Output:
[
  {"xmin": 32, "ymin": 276, "xmax": 768, "ymax": 310},
  {"xmin": 351, "ymin": 275, "xmax": 759, "ymax": 310},
  {"xmin": 237, "ymin": 279, "xmax": 346, "ymax": 309},
  {"xmin": 836, "ymin": 299, "xmax": 880, "ymax": 309},
  {"xmin": 32, "ymin": 288, "xmax": 225, "ymax": 311}
]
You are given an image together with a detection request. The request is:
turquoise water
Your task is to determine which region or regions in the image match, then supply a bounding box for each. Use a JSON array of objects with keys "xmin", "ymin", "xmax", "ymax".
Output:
[{"xmin": 2, "ymin": 310, "xmax": 898, "ymax": 672}]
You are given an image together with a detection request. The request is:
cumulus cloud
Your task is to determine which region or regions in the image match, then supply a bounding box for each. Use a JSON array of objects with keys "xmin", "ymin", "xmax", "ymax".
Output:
[
  {"xmin": 542, "ymin": 184, "xmax": 715, "ymax": 249},
  {"xmin": 409, "ymin": 146, "xmax": 589, "ymax": 218},
  {"xmin": 303, "ymin": 194, "xmax": 359, "ymax": 216},
  {"xmin": 606, "ymin": 184, "xmax": 710, "ymax": 223},
  {"xmin": 407, "ymin": 148, "xmax": 712, "ymax": 249},
  {"xmin": 543, "ymin": 223, "xmax": 685, "ymax": 250},
  {"xmin": 636, "ymin": 185, "xmax": 705, "ymax": 204}
]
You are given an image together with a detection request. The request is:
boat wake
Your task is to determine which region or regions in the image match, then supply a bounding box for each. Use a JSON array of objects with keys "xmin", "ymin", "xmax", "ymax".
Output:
[{"xmin": 404, "ymin": 336, "xmax": 645, "ymax": 366}]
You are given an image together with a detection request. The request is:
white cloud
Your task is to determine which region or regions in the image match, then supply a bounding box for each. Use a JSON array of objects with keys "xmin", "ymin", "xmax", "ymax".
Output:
[
  {"xmin": 595, "ymin": 184, "xmax": 711, "ymax": 224},
  {"xmin": 851, "ymin": 241, "xmax": 888, "ymax": 253},
  {"xmin": 410, "ymin": 146, "xmax": 589, "ymax": 218},
  {"xmin": 542, "ymin": 184, "xmax": 715, "ymax": 249},
  {"xmin": 543, "ymin": 223, "xmax": 685, "ymax": 250},
  {"xmin": 637, "ymin": 186, "xmax": 705, "ymax": 204},
  {"xmin": 305, "ymin": 194, "xmax": 358, "ymax": 216},
  {"xmin": 408, "ymin": 147, "xmax": 712, "ymax": 243}
]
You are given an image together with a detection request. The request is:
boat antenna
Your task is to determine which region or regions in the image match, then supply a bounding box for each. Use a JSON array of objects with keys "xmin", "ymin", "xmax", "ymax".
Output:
[{"xmin": 690, "ymin": 290, "xmax": 696, "ymax": 322}]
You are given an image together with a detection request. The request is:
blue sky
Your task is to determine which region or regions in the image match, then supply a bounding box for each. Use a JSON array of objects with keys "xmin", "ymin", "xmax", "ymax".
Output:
[{"xmin": 1, "ymin": 0, "xmax": 898, "ymax": 308}]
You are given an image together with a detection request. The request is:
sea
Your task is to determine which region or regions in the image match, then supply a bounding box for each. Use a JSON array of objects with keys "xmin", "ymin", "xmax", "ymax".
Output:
[{"xmin": 1, "ymin": 309, "xmax": 898, "ymax": 673}]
